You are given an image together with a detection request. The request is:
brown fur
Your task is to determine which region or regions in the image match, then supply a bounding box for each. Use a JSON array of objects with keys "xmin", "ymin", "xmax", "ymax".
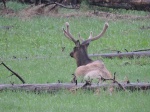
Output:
[{"xmin": 74, "ymin": 60, "xmax": 112, "ymax": 83}]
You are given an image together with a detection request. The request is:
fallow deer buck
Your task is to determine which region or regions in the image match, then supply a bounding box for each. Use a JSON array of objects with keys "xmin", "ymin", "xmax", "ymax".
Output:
[{"xmin": 63, "ymin": 22, "xmax": 113, "ymax": 84}]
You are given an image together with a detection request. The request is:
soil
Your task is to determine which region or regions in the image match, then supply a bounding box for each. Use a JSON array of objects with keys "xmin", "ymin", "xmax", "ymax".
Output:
[{"xmin": 0, "ymin": 4, "xmax": 150, "ymax": 20}]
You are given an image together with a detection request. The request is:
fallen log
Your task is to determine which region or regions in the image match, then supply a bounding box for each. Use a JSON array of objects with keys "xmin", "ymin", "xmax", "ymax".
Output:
[
  {"xmin": 0, "ymin": 83, "xmax": 150, "ymax": 92},
  {"xmin": 89, "ymin": 51, "xmax": 150, "ymax": 59},
  {"xmin": 88, "ymin": 0, "xmax": 150, "ymax": 11}
]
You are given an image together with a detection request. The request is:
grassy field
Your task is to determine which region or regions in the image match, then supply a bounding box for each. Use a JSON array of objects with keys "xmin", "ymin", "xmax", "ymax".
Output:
[{"xmin": 0, "ymin": 2, "xmax": 150, "ymax": 112}]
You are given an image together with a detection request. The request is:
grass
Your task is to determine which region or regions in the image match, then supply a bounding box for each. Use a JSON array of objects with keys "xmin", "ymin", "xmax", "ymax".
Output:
[
  {"xmin": 0, "ymin": 2, "xmax": 150, "ymax": 112},
  {"xmin": 0, "ymin": 90, "xmax": 150, "ymax": 112},
  {"xmin": 5, "ymin": 1, "xmax": 28, "ymax": 11}
]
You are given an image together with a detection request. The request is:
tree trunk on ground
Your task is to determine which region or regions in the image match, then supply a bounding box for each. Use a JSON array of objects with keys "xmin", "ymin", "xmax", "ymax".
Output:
[
  {"xmin": 89, "ymin": 51, "xmax": 150, "ymax": 59},
  {"xmin": 0, "ymin": 83, "xmax": 150, "ymax": 92},
  {"xmin": 88, "ymin": 0, "xmax": 150, "ymax": 11}
]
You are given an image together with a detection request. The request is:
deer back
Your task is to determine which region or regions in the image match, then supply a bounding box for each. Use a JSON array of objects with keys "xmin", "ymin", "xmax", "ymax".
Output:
[{"xmin": 75, "ymin": 60, "xmax": 112, "ymax": 80}]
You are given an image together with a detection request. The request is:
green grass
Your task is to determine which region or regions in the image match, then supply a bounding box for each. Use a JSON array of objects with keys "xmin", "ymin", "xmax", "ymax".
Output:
[
  {"xmin": 6, "ymin": 1, "xmax": 28, "ymax": 11},
  {"xmin": 0, "ymin": 2, "xmax": 150, "ymax": 112},
  {"xmin": 0, "ymin": 90, "xmax": 150, "ymax": 112}
]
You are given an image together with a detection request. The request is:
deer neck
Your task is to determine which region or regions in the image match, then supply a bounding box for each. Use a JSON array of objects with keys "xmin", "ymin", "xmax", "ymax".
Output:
[
  {"xmin": 75, "ymin": 50, "xmax": 93, "ymax": 67},
  {"xmin": 76, "ymin": 58, "xmax": 93, "ymax": 67}
]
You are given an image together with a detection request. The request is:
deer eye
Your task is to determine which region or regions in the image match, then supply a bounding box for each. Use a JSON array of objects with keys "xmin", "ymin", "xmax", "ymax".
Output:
[{"xmin": 73, "ymin": 47, "xmax": 78, "ymax": 51}]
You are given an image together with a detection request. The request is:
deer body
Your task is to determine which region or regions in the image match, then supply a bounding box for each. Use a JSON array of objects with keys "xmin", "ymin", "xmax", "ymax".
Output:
[
  {"xmin": 75, "ymin": 60, "xmax": 112, "ymax": 83},
  {"xmin": 63, "ymin": 22, "xmax": 112, "ymax": 84}
]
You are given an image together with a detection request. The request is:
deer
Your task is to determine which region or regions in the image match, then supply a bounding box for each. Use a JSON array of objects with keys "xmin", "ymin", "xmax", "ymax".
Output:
[{"xmin": 63, "ymin": 22, "xmax": 113, "ymax": 84}]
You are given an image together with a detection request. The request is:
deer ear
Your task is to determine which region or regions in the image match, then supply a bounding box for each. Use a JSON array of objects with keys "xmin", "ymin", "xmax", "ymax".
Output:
[{"xmin": 75, "ymin": 40, "xmax": 80, "ymax": 47}]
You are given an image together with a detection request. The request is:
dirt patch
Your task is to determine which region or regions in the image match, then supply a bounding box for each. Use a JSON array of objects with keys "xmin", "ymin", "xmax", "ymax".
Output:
[
  {"xmin": 0, "ymin": 7, "xmax": 15, "ymax": 17},
  {"xmin": 0, "ymin": 4, "xmax": 59, "ymax": 19},
  {"xmin": 18, "ymin": 4, "xmax": 59, "ymax": 19},
  {"xmin": 0, "ymin": 4, "xmax": 150, "ymax": 20}
]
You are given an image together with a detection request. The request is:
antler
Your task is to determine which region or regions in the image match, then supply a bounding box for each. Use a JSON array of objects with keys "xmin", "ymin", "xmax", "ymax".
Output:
[
  {"xmin": 82, "ymin": 22, "xmax": 109, "ymax": 44},
  {"xmin": 63, "ymin": 22, "xmax": 77, "ymax": 43},
  {"xmin": 63, "ymin": 22, "xmax": 109, "ymax": 44}
]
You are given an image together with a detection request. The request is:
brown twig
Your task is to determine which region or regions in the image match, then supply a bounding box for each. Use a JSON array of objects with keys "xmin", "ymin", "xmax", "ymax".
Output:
[
  {"xmin": 0, "ymin": 62, "xmax": 25, "ymax": 84},
  {"xmin": 44, "ymin": 1, "xmax": 80, "ymax": 10},
  {"xmin": 81, "ymin": 80, "xmax": 92, "ymax": 88},
  {"xmin": 132, "ymin": 49, "xmax": 150, "ymax": 52},
  {"xmin": 81, "ymin": 73, "xmax": 126, "ymax": 91},
  {"xmin": 101, "ymin": 73, "xmax": 126, "ymax": 91},
  {"xmin": 54, "ymin": 2, "xmax": 80, "ymax": 9}
]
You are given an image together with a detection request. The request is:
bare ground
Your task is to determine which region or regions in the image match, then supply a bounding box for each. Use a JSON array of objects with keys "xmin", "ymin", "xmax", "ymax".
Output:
[{"xmin": 0, "ymin": 4, "xmax": 150, "ymax": 20}]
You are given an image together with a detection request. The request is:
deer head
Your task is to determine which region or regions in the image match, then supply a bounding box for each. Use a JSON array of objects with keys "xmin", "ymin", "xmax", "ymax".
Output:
[{"xmin": 63, "ymin": 22, "xmax": 109, "ymax": 67}]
